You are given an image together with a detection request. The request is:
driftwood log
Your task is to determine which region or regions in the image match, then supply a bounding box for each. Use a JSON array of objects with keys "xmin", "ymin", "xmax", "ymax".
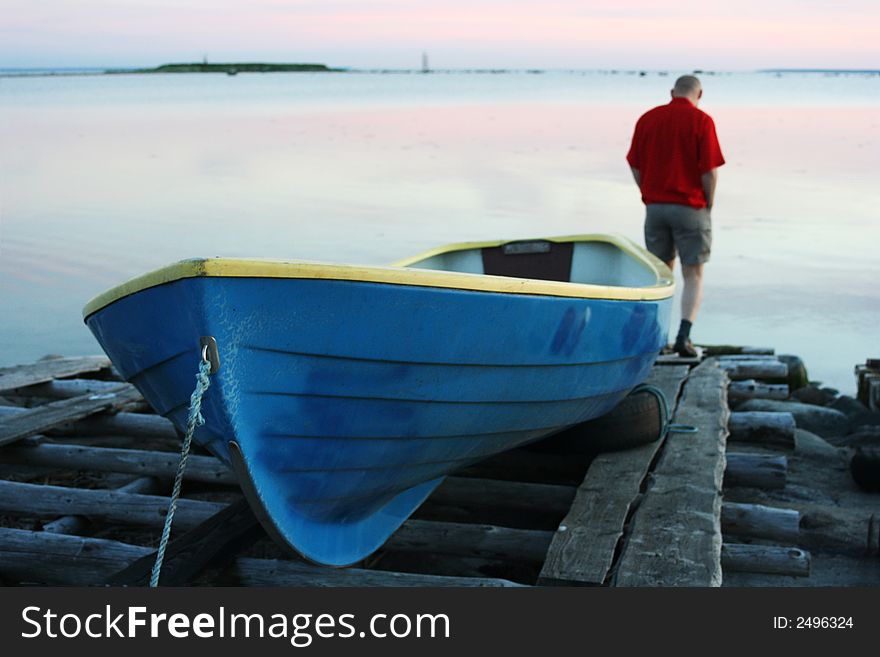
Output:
[
  {"xmin": 717, "ymin": 359, "xmax": 788, "ymax": 381},
  {"xmin": 0, "ymin": 479, "xmax": 226, "ymax": 530},
  {"xmin": 724, "ymin": 453, "xmax": 788, "ymax": 489},
  {"xmin": 721, "ymin": 543, "xmax": 810, "ymax": 577},
  {"xmin": 728, "ymin": 411, "xmax": 796, "ymax": 448},
  {"xmin": 0, "ymin": 528, "xmax": 522, "ymax": 587},
  {"xmin": 721, "ymin": 502, "xmax": 800, "ymax": 542},
  {"xmin": 0, "ymin": 405, "xmax": 178, "ymax": 441},
  {"xmin": 0, "ymin": 384, "xmax": 143, "ymax": 447},
  {"xmin": 0, "ymin": 440, "xmax": 236, "ymax": 485},
  {"xmin": 701, "ymin": 346, "xmax": 775, "ymax": 356},
  {"xmin": 42, "ymin": 476, "xmax": 158, "ymax": 535},
  {"xmin": 728, "ymin": 380, "xmax": 789, "ymax": 402}
]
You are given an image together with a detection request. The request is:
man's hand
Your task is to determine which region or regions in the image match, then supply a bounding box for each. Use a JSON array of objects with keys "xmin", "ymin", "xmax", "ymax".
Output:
[
  {"xmin": 701, "ymin": 168, "xmax": 718, "ymax": 209},
  {"xmin": 630, "ymin": 167, "xmax": 641, "ymax": 187}
]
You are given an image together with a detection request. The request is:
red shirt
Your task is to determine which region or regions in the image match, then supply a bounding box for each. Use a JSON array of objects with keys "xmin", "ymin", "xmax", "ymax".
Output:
[{"xmin": 626, "ymin": 97, "xmax": 725, "ymax": 208}]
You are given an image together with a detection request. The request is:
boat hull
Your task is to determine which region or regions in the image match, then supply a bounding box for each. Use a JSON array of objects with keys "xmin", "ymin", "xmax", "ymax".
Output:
[{"xmin": 86, "ymin": 275, "xmax": 670, "ymax": 565}]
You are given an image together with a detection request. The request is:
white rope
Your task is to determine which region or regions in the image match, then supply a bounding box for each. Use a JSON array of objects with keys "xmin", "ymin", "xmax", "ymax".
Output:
[{"xmin": 150, "ymin": 355, "xmax": 213, "ymax": 587}]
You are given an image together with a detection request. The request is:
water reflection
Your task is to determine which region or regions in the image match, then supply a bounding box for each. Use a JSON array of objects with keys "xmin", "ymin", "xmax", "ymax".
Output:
[{"xmin": 1, "ymin": 73, "xmax": 878, "ymax": 390}]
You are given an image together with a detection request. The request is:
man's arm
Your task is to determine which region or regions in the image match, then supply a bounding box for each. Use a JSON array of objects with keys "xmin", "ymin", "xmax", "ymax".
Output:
[
  {"xmin": 630, "ymin": 167, "xmax": 641, "ymax": 187},
  {"xmin": 701, "ymin": 168, "xmax": 718, "ymax": 209}
]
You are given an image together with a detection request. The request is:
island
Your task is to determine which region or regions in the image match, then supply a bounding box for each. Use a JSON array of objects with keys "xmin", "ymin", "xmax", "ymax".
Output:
[{"xmin": 126, "ymin": 62, "xmax": 343, "ymax": 75}]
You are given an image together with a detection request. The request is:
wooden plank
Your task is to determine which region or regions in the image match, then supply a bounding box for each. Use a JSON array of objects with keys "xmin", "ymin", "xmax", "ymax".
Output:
[
  {"xmin": 0, "ymin": 356, "xmax": 110, "ymax": 392},
  {"xmin": 0, "ymin": 528, "xmax": 523, "ymax": 587},
  {"xmin": 0, "ymin": 383, "xmax": 143, "ymax": 447},
  {"xmin": 105, "ymin": 498, "xmax": 263, "ymax": 586},
  {"xmin": 538, "ymin": 364, "xmax": 690, "ymax": 586},
  {"xmin": 4, "ymin": 378, "xmax": 126, "ymax": 400},
  {"xmin": 0, "ymin": 441, "xmax": 237, "ymax": 485},
  {"xmin": 721, "ymin": 543, "xmax": 811, "ymax": 577},
  {"xmin": 0, "ymin": 479, "xmax": 225, "ymax": 530},
  {"xmin": 612, "ymin": 359, "xmax": 729, "ymax": 587}
]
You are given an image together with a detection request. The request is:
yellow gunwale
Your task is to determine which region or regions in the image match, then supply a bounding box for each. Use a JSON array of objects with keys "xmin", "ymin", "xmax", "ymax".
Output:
[{"xmin": 82, "ymin": 234, "xmax": 674, "ymax": 319}]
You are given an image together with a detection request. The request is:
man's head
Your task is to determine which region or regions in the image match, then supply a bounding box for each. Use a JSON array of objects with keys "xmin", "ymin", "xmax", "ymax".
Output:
[{"xmin": 671, "ymin": 75, "xmax": 703, "ymax": 105}]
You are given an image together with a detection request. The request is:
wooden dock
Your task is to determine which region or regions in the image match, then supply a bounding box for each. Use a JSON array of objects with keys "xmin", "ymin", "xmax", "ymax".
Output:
[{"xmin": 0, "ymin": 352, "xmax": 816, "ymax": 586}]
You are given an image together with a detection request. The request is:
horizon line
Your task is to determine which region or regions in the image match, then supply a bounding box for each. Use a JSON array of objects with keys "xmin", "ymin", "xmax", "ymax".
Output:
[{"xmin": 2, "ymin": 64, "xmax": 879, "ymax": 77}]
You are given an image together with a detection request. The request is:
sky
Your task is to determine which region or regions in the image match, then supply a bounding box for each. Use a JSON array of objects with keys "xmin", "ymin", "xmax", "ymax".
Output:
[{"xmin": 1, "ymin": 0, "xmax": 878, "ymax": 70}]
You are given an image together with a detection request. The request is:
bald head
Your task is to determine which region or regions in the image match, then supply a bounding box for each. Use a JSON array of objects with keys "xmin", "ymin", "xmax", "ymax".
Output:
[{"xmin": 672, "ymin": 75, "xmax": 703, "ymax": 104}]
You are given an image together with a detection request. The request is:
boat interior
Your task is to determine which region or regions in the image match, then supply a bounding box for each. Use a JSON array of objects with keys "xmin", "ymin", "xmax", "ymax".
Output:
[{"xmin": 401, "ymin": 238, "xmax": 659, "ymax": 288}]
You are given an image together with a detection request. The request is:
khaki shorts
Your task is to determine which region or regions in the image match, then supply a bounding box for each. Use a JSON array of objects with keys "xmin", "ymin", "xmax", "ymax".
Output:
[{"xmin": 644, "ymin": 203, "xmax": 712, "ymax": 265}]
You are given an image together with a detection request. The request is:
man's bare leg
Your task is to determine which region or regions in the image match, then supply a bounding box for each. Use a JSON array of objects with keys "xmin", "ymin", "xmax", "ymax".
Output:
[
  {"xmin": 681, "ymin": 263, "xmax": 704, "ymax": 322},
  {"xmin": 671, "ymin": 262, "xmax": 703, "ymax": 356}
]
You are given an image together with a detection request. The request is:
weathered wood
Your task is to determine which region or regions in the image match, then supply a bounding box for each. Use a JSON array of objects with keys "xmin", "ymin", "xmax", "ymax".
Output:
[
  {"xmin": 0, "ymin": 479, "xmax": 226, "ymax": 530},
  {"xmin": 455, "ymin": 449, "xmax": 589, "ymax": 486},
  {"xmin": 0, "ymin": 383, "xmax": 143, "ymax": 447},
  {"xmin": 365, "ymin": 549, "xmax": 537, "ymax": 584},
  {"xmin": 538, "ymin": 365, "xmax": 690, "ymax": 586},
  {"xmin": 717, "ymin": 360, "xmax": 788, "ymax": 381},
  {"xmin": 42, "ymin": 476, "xmax": 158, "ymax": 535},
  {"xmin": 724, "ymin": 453, "xmax": 788, "ymax": 489},
  {"xmin": 728, "ymin": 411, "xmax": 796, "ymax": 448},
  {"xmin": 0, "ymin": 475, "xmax": 552, "ymax": 569},
  {"xmin": 229, "ymin": 558, "xmax": 525, "ymax": 587},
  {"xmin": 0, "ymin": 528, "xmax": 523, "ymax": 587},
  {"xmin": 418, "ymin": 478, "xmax": 575, "ymax": 530},
  {"xmin": 0, "ymin": 527, "xmax": 152, "ymax": 585},
  {"xmin": 654, "ymin": 354, "xmax": 701, "ymax": 365},
  {"xmin": 715, "ymin": 355, "xmax": 782, "ymax": 362},
  {"xmin": 612, "ymin": 359, "xmax": 729, "ymax": 587},
  {"xmin": 0, "ymin": 356, "xmax": 111, "ymax": 392},
  {"xmin": 856, "ymin": 366, "xmax": 880, "ymax": 411},
  {"xmin": 106, "ymin": 497, "xmax": 263, "ymax": 586},
  {"xmin": 721, "ymin": 543, "xmax": 811, "ymax": 577},
  {"xmin": 0, "ymin": 405, "xmax": 178, "ymax": 441},
  {"xmin": 386, "ymin": 519, "xmax": 553, "ymax": 563},
  {"xmin": 431, "ymin": 477, "xmax": 574, "ymax": 517},
  {"xmin": 0, "ymin": 441, "xmax": 237, "ymax": 485},
  {"xmin": 701, "ymin": 345, "xmax": 775, "ymax": 356},
  {"xmin": 5, "ymin": 378, "xmax": 126, "ymax": 400},
  {"xmin": 721, "ymin": 502, "xmax": 800, "ymax": 542},
  {"xmin": 728, "ymin": 380, "xmax": 789, "ymax": 402}
]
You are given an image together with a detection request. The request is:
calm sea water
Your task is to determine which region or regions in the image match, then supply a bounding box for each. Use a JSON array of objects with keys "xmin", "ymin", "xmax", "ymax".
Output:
[{"xmin": 1, "ymin": 71, "xmax": 878, "ymax": 391}]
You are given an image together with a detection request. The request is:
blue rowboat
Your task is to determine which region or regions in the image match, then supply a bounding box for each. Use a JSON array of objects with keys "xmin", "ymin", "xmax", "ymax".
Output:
[{"xmin": 83, "ymin": 234, "xmax": 673, "ymax": 566}]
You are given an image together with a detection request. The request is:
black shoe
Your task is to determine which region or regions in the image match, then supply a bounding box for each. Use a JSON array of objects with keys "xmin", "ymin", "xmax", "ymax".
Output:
[{"xmin": 674, "ymin": 338, "xmax": 698, "ymax": 358}]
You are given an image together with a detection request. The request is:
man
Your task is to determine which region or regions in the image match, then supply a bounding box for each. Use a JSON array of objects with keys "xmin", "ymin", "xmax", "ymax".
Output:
[{"xmin": 626, "ymin": 75, "xmax": 725, "ymax": 357}]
